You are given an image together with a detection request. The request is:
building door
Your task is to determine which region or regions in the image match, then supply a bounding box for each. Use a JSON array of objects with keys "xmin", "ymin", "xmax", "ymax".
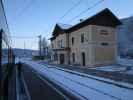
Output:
[
  {"xmin": 82, "ymin": 52, "xmax": 85, "ymax": 66},
  {"xmin": 72, "ymin": 53, "xmax": 75, "ymax": 63},
  {"xmin": 60, "ymin": 54, "xmax": 64, "ymax": 64}
]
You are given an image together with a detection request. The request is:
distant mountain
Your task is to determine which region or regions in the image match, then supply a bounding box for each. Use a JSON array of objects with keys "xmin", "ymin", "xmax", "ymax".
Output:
[
  {"xmin": 12, "ymin": 48, "xmax": 38, "ymax": 57},
  {"xmin": 117, "ymin": 16, "xmax": 133, "ymax": 57}
]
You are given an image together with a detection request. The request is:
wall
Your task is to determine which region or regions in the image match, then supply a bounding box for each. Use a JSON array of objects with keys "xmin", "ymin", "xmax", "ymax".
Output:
[
  {"xmin": 51, "ymin": 33, "xmax": 69, "ymax": 64},
  {"xmin": 69, "ymin": 25, "xmax": 117, "ymax": 67},
  {"xmin": 51, "ymin": 24, "xmax": 117, "ymax": 67},
  {"xmin": 91, "ymin": 25, "xmax": 117, "ymax": 66},
  {"xmin": 69, "ymin": 25, "xmax": 93, "ymax": 66},
  {"xmin": 51, "ymin": 33, "xmax": 67, "ymax": 49}
]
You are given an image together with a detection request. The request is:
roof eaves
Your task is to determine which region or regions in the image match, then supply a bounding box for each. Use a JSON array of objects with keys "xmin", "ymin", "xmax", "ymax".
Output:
[{"xmin": 66, "ymin": 8, "xmax": 121, "ymax": 32}]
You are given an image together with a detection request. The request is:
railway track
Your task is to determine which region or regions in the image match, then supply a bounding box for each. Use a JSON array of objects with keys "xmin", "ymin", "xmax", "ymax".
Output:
[
  {"xmin": 21, "ymin": 61, "xmax": 133, "ymax": 100},
  {"xmin": 40, "ymin": 67, "xmax": 121, "ymax": 100},
  {"xmin": 22, "ymin": 66, "xmax": 82, "ymax": 100}
]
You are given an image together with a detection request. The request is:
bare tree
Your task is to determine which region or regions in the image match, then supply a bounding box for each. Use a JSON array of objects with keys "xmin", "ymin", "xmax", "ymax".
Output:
[{"xmin": 41, "ymin": 37, "xmax": 48, "ymax": 57}]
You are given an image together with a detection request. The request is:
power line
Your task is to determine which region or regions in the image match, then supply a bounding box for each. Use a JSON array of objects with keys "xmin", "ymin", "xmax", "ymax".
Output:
[
  {"xmin": 57, "ymin": 0, "xmax": 83, "ymax": 22},
  {"xmin": 17, "ymin": 0, "xmax": 34, "ymax": 16},
  {"xmin": 67, "ymin": 0, "xmax": 104, "ymax": 23},
  {"xmin": 45, "ymin": 0, "xmax": 104, "ymax": 38},
  {"xmin": 12, "ymin": 0, "xmax": 103, "ymax": 41},
  {"xmin": 12, "ymin": 0, "xmax": 35, "ymax": 21},
  {"xmin": 43, "ymin": 0, "xmax": 84, "ymax": 38}
]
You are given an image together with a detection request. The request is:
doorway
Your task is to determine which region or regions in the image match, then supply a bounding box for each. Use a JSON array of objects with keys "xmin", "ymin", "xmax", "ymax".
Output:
[
  {"xmin": 60, "ymin": 54, "xmax": 65, "ymax": 64},
  {"xmin": 81, "ymin": 52, "xmax": 85, "ymax": 66}
]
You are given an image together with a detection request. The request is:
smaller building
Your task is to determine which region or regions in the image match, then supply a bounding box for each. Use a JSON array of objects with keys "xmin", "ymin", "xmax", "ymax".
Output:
[{"xmin": 50, "ymin": 8, "xmax": 121, "ymax": 67}]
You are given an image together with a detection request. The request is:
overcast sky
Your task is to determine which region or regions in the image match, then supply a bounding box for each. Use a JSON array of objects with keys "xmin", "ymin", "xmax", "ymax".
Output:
[{"xmin": 3, "ymin": 0, "xmax": 133, "ymax": 50}]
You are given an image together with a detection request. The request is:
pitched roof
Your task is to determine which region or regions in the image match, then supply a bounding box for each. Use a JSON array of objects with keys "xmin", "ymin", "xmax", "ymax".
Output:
[
  {"xmin": 52, "ymin": 23, "xmax": 72, "ymax": 36},
  {"xmin": 51, "ymin": 8, "xmax": 121, "ymax": 40},
  {"xmin": 66, "ymin": 8, "xmax": 121, "ymax": 32}
]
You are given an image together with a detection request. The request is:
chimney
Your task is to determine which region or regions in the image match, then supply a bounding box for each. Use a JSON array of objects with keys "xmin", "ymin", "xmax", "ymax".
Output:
[{"xmin": 79, "ymin": 19, "xmax": 84, "ymax": 22}]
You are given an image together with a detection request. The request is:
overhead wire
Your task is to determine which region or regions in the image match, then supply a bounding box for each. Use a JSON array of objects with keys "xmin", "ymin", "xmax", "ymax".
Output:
[
  {"xmin": 4, "ymin": 0, "xmax": 38, "ymax": 49},
  {"xmin": 67, "ymin": 0, "xmax": 104, "ymax": 23},
  {"xmin": 45, "ymin": 0, "xmax": 104, "ymax": 38},
  {"xmin": 43, "ymin": 0, "xmax": 85, "ymax": 38},
  {"xmin": 57, "ymin": 0, "xmax": 83, "ymax": 22},
  {"xmin": 12, "ymin": 0, "xmax": 82, "ymax": 39},
  {"xmin": 15, "ymin": 0, "xmax": 35, "ymax": 19},
  {"xmin": 10, "ymin": 0, "xmax": 104, "ymax": 45}
]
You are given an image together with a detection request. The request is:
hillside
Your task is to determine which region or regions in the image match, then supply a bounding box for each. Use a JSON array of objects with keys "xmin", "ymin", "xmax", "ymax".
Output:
[
  {"xmin": 117, "ymin": 16, "xmax": 133, "ymax": 57},
  {"xmin": 13, "ymin": 48, "xmax": 37, "ymax": 57}
]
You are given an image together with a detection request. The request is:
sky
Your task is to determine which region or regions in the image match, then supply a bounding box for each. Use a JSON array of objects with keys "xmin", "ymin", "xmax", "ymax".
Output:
[{"xmin": 2, "ymin": 0, "xmax": 133, "ymax": 50}]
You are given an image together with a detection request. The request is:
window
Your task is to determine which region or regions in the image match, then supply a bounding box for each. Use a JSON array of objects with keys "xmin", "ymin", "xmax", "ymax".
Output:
[
  {"xmin": 60, "ymin": 39, "xmax": 63, "ymax": 48},
  {"xmin": 72, "ymin": 37, "xmax": 74, "ymax": 45},
  {"xmin": 100, "ymin": 30, "xmax": 108, "ymax": 35},
  {"xmin": 81, "ymin": 33, "xmax": 84, "ymax": 43},
  {"xmin": 81, "ymin": 52, "xmax": 85, "ymax": 66},
  {"xmin": 72, "ymin": 53, "xmax": 75, "ymax": 63},
  {"xmin": 101, "ymin": 42, "xmax": 108, "ymax": 46},
  {"xmin": 58, "ymin": 39, "xmax": 64, "ymax": 48},
  {"xmin": 58, "ymin": 40, "xmax": 60, "ymax": 47}
]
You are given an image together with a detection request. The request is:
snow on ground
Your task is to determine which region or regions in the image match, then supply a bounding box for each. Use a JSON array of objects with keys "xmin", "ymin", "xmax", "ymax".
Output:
[
  {"xmin": 22, "ymin": 59, "xmax": 133, "ymax": 100},
  {"xmin": 94, "ymin": 65, "xmax": 126, "ymax": 72},
  {"xmin": 126, "ymin": 69, "xmax": 133, "ymax": 75},
  {"xmin": 117, "ymin": 57, "xmax": 133, "ymax": 66},
  {"xmin": 93, "ymin": 57, "xmax": 133, "ymax": 75},
  {"xmin": 47, "ymin": 65, "xmax": 133, "ymax": 90}
]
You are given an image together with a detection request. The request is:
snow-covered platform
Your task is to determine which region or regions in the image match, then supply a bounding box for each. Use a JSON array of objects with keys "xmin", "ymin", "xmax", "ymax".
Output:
[
  {"xmin": 22, "ymin": 59, "xmax": 133, "ymax": 100},
  {"xmin": 93, "ymin": 57, "xmax": 133, "ymax": 75}
]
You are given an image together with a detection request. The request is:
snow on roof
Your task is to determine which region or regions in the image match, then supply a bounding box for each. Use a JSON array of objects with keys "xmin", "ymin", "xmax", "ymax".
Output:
[{"xmin": 57, "ymin": 23, "xmax": 72, "ymax": 29}]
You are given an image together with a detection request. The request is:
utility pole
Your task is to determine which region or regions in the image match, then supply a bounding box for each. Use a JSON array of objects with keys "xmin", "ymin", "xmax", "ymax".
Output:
[{"xmin": 38, "ymin": 35, "xmax": 42, "ymax": 57}]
